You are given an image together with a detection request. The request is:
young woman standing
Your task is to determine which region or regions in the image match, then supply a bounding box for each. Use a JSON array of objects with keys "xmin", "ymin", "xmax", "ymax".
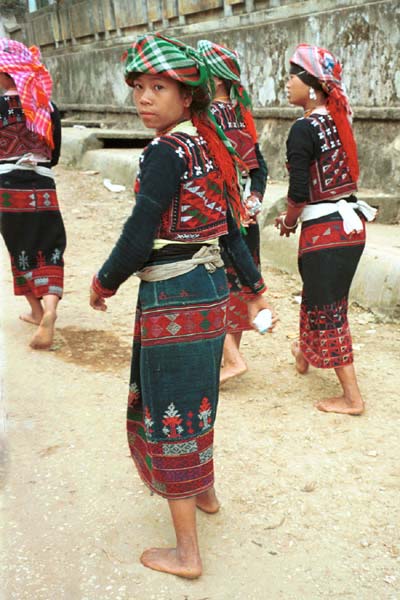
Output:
[
  {"xmin": 276, "ymin": 44, "xmax": 376, "ymax": 415},
  {"xmin": 90, "ymin": 34, "xmax": 276, "ymax": 578}
]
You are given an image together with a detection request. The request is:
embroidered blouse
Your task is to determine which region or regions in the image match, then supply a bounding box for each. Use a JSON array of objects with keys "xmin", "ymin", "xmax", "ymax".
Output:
[
  {"xmin": 210, "ymin": 100, "xmax": 268, "ymax": 200},
  {"xmin": 0, "ymin": 94, "xmax": 61, "ymax": 166},
  {"xmin": 286, "ymin": 111, "xmax": 357, "ymax": 208},
  {"xmin": 94, "ymin": 121, "xmax": 266, "ymax": 297}
]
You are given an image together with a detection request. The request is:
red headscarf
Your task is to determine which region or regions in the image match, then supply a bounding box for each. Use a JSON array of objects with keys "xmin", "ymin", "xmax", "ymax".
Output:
[
  {"xmin": 290, "ymin": 43, "xmax": 359, "ymax": 181},
  {"xmin": 0, "ymin": 38, "xmax": 54, "ymax": 148}
]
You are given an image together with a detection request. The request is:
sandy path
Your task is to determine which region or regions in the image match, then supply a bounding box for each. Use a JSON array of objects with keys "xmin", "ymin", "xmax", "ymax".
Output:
[{"xmin": 1, "ymin": 166, "xmax": 399, "ymax": 600}]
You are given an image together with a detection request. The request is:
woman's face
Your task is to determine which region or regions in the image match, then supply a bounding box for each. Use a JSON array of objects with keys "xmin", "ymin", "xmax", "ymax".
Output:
[
  {"xmin": 132, "ymin": 73, "xmax": 192, "ymax": 133},
  {"xmin": 286, "ymin": 74, "xmax": 310, "ymax": 107}
]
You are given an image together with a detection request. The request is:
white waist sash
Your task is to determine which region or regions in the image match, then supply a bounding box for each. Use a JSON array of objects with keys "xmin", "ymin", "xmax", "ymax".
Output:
[
  {"xmin": 136, "ymin": 245, "xmax": 224, "ymax": 282},
  {"xmin": 301, "ymin": 199, "xmax": 377, "ymax": 234},
  {"xmin": 0, "ymin": 153, "xmax": 54, "ymax": 180}
]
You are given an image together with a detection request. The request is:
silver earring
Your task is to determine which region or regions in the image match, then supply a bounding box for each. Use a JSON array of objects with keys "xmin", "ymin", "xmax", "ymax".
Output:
[{"xmin": 309, "ymin": 88, "xmax": 317, "ymax": 101}]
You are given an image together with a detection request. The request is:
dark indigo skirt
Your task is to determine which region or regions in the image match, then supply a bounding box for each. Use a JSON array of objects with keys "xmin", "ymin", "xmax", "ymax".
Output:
[
  {"xmin": 127, "ymin": 263, "xmax": 228, "ymax": 499},
  {"xmin": 0, "ymin": 169, "xmax": 66, "ymax": 298},
  {"xmin": 298, "ymin": 212, "xmax": 365, "ymax": 369}
]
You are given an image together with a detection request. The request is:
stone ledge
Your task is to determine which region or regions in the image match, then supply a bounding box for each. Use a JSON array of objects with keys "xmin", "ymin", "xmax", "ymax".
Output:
[{"xmin": 59, "ymin": 104, "xmax": 400, "ymax": 121}]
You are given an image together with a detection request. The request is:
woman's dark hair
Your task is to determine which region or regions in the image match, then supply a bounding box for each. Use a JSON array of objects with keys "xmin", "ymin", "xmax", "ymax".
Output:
[
  {"xmin": 125, "ymin": 72, "xmax": 139, "ymax": 87},
  {"xmin": 290, "ymin": 63, "xmax": 324, "ymax": 92},
  {"xmin": 178, "ymin": 82, "xmax": 210, "ymax": 115}
]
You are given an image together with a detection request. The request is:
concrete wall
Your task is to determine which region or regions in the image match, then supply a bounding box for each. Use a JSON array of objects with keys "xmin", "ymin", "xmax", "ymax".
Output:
[{"xmin": 10, "ymin": 0, "xmax": 400, "ymax": 191}]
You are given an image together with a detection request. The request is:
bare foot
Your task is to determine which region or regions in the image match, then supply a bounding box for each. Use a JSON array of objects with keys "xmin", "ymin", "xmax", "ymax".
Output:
[
  {"xmin": 29, "ymin": 311, "xmax": 57, "ymax": 350},
  {"xmin": 315, "ymin": 395, "xmax": 364, "ymax": 415},
  {"xmin": 220, "ymin": 361, "xmax": 247, "ymax": 384},
  {"xmin": 196, "ymin": 487, "xmax": 220, "ymax": 514},
  {"xmin": 291, "ymin": 341, "xmax": 309, "ymax": 374},
  {"xmin": 140, "ymin": 547, "xmax": 202, "ymax": 579},
  {"xmin": 19, "ymin": 311, "xmax": 43, "ymax": 326}
]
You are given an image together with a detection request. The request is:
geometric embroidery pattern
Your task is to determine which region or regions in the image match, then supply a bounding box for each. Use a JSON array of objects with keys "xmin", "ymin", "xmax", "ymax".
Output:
[
  {"xmin": 0, "ymin": 187, "xmax": 59, "ymax": 213},
  {"xmin": 307, "ymin": 113, "xmax": 357, "ymax": 203},
  {"xmin": 141, "ymin": 298, "xmax": 227, "ymax": 346},
  {"xmin": 199, "ymin": 446, "xmax": 213, "ymax": 464},
  {"xmin": 162, "ymin": 440, "xmax": 198, "ymax": 456},
  {"xmin": 127, "ymin": 414, "xmax": 214, "ymax": 499},
  {"xmin": 211, "ymin": 100, "xmax": 259, "ymax": 170},
  {"xmin": 300, "ymin": 296, "xmax": 353, "ymax": 369},
  {"xmin": 136, "ymin": 131, "xmax": 228, "ymax": 242},
  {"xmin": 299, "ymin": 218, "xmax": 365, "ymax": 256},
  {"xmin": 11, "ymin": 261, "xmax": 63, "ymax": 298},
  {"xmin": 0, "ymin": 97, "xmax": 52, "ymax": 162}
]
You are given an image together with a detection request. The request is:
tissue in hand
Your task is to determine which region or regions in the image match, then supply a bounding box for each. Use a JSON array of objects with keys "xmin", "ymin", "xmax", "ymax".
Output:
[{"xmin": 252, "ymin": 308, "xmax": 272, "ymax": 334}]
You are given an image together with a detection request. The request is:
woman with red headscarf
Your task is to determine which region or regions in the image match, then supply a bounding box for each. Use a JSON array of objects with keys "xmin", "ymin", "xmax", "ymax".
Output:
[
  {"xmin": 0, "ymin": 39, "xmax": 65, "ymax": 349},
  {"xmin": 275, "ymin": 44, "xmax": 376, "ymax": 415}
]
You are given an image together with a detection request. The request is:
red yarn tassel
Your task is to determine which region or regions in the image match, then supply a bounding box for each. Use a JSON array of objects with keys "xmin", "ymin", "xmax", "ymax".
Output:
[
  {"xmin": 327, "ymin": 98, "xmax": 359, "ymax": 182},
  {"xmin": 193, "ymin": 114, "xmax": 246, "ymax": 225},
  {"xmin": 242, "ymin": 108, "xmax": 258, "ymax": 144}
]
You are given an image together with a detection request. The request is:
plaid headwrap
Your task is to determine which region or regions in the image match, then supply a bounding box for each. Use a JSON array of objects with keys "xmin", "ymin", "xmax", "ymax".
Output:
[
  {"xmin": 123, "ymin": 34, "xmax": 208, "ymax": 87},
  {"xmin": 123, "ymin": 34, "xmax": 246, "ymax": 226},
  {"xmin": 0, "ymin": 38, "xmax": 54, "ymax": 148},
  {"xmin": 290, "ymin": 43, "xmax": 359, "ymax": 181},
  {"xmin": 197, "ymin": 39, "xmax": 257, "ymax": 143}
]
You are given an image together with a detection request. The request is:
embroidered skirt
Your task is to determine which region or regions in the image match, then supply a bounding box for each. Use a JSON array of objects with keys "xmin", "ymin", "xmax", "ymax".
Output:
[
  {"xmin": 298, "ymin": 212, "xmax": 365, "ymax": 369},
  {"xmin": 127, "ymin": 264, "xmax": 228, "ymax": 499},
  {"xmin": 0, "ymin": 169, "xmax": 66, "ymax": 298},
  {"xmin": 223, "ymin": 222, "xmax": 260, "ymax": 334}
]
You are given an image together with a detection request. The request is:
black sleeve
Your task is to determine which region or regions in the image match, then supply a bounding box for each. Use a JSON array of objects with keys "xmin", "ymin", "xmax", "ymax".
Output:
[
  {"xmin": 97, "ymin": 141, "xmax": 186, "ymax": 291},
  {"xmin": 219, "ymin": 209, "xmax": 265, "ymax": 295},
  {"xmin": 249, "ymin": 143, "xmax": 268, "ymax": 197},
  {"xmin": 286, "ymin": 118, "xmax": 319, "ymax": 204},
  {"xmin": 50, "ymin": 102, "xmax": 62, "ymax": 166}
]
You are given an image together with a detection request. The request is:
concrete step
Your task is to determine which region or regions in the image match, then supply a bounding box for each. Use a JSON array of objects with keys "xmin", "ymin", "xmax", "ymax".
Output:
[{"xmin": 81, "ymin": 148, "xmax": 143, "ymax": 189}]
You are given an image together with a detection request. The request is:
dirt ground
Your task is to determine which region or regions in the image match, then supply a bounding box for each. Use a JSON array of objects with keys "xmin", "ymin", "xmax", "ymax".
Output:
[{"xmin": 1, "ymin": 165, "xmax": 400, "ymax": 600}]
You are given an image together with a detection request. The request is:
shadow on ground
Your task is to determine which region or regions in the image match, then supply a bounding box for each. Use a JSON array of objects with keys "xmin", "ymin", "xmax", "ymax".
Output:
[{"xmin": 54, "ymin": 327, "xmax": 131, "ymax": 372}]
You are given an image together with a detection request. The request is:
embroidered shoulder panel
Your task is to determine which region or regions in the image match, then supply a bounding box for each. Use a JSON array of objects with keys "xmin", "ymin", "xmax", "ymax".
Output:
[
  {"xmin": 0, "ymin": 96, "xmax": 51, "ymax": 160},
  {"xmin": 211, "ymin": 101, "xmax": 259, "ymax": 170},
  {"xmin": 137, "ymin": 132, "xmax": 228, "ymax": 242},
  {"xmin": 306, "ymin": 113, "xmax": 357, "ymax": 202}
]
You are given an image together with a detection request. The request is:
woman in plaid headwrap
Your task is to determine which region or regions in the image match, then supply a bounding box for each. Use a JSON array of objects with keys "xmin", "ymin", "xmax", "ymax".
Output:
[
  {"xmin": 275, "ymin": 44, "xmax": 376, "ymax": 415},
  {"xmin": 0, "ymin": 39, "xmax": 65, "ymax": 350},
  {"xmin": 198, "ymin": 39, "xmax": 268, "ymax": 384},
  {"xmin": 89, "ymin": 34, "xmax": 275, "ymax": 578}
]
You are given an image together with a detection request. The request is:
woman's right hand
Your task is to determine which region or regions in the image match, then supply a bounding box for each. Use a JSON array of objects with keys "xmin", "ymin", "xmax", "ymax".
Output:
[
  {"xmin": 89, "ymin": 287, "xmax": 107, "ymax": 311},
  {"xmin": 274, "ymin": 213, "xmax": 298, "ymax": 237}
]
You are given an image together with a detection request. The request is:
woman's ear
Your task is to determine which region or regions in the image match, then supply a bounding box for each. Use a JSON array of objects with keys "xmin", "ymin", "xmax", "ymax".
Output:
[{"xmin": 182, "ymin": 90, "xmax": 193, "ymax": 108}]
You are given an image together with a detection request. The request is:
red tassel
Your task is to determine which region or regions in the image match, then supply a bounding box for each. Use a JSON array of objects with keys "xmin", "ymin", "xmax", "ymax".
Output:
[
  {"xmin": 327, "ymin": 97, "xmax": 359, "ymax": 182},
  {"xmin": 242, "ymin": 108, "xmax": 258, "ymax": 144},
  {"xmin": 193, "ymin": 114, "xmax": 245, "ymax": 225}
]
